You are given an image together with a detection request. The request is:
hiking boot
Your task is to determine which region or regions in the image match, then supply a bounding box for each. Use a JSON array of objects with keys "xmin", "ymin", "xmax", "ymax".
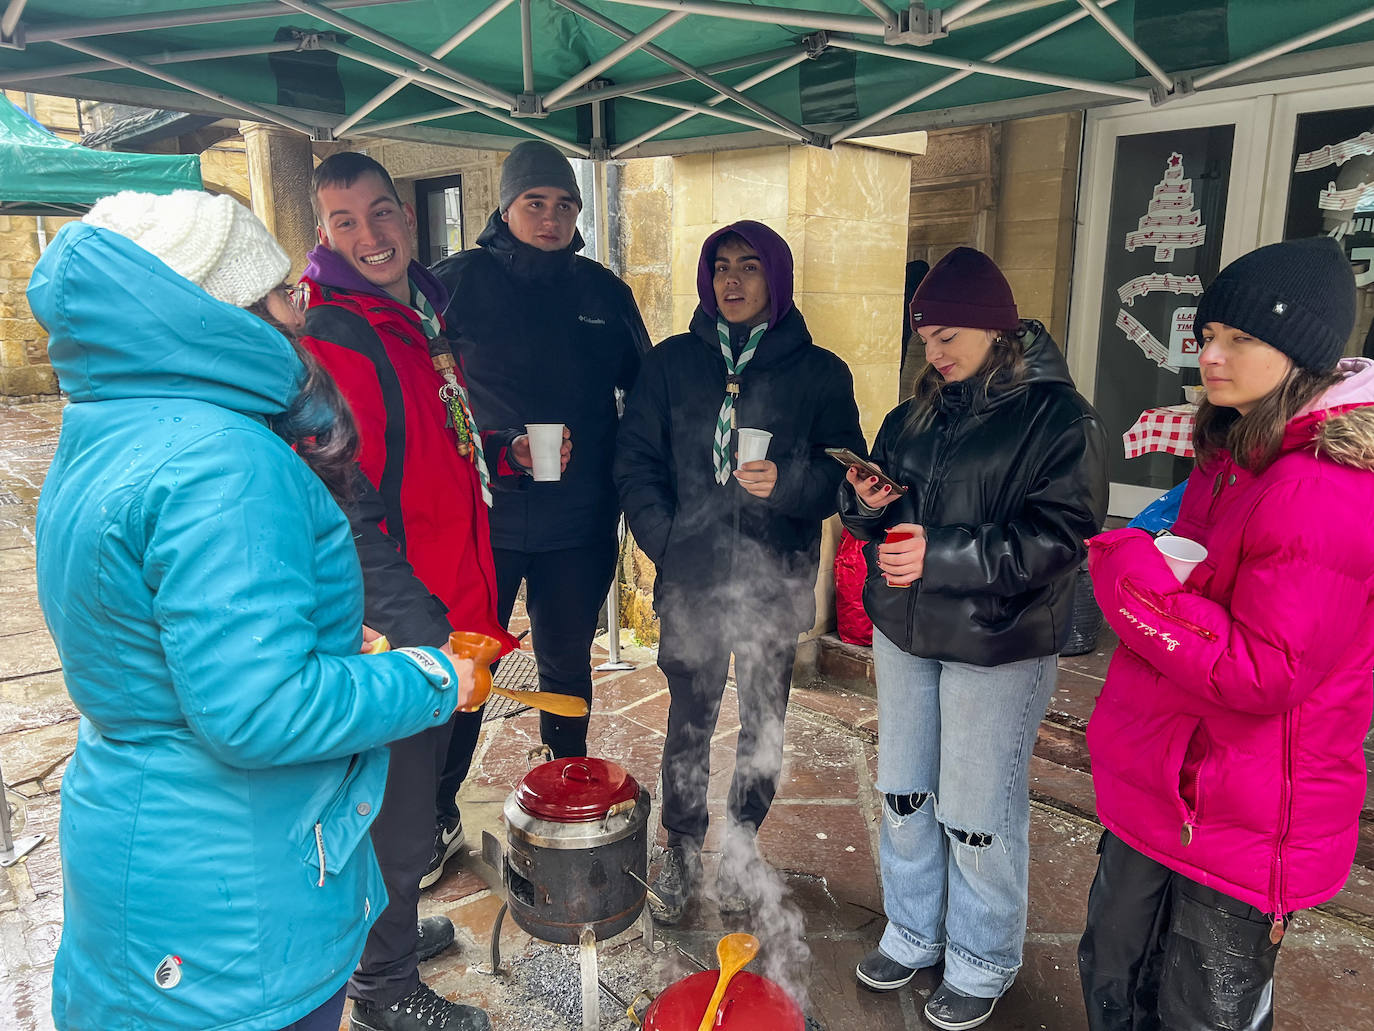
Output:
[
  {"xmin": 350, "ymin": 982, "xmax": 491, "ymax": 1031},
  {"xmin": 923, "ymin": 982, "xmax": 998, "ymax": 1030},
  {"xmin": 715, "ymin": 862, "xmax": 750, "ymax": 914},
  {"xmin": 648, "ymin": 843, "xmax": 700, "ymax": 925},
  {"xmin": 716, "ymin": 823, "xmax": 763, "ymax": 914},
  {"xmin": 416, "ymin": 915, "xmax": 455, "ymax": 963},
  {"xmin": 855, "ymin": 948, "xmax": 916, "ymax": 991},
  {"xmin": 419, "ymin": 813, "xmax": 465, "ymax": 891}
]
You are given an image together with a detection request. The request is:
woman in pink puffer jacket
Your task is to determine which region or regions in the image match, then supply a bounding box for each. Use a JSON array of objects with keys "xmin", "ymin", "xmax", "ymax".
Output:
[{"xmin": 1079, "ymin": 236, "xmax": 1374, "ymax": 1031}]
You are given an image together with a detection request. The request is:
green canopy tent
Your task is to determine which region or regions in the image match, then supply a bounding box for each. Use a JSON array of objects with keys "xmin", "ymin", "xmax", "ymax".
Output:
[
  {"xmin": 0, "ymin": 96, "xmax": 201, "ymax": 214},
  {"xmin": 0, "ymin": 0, "xmax": 1371, "ymax": 159}
]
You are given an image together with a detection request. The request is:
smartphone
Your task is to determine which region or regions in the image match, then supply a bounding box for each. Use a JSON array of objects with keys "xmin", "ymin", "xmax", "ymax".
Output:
[{"xmin": 826, "ymin": 447, "xmax": 908, "ymax": 497}]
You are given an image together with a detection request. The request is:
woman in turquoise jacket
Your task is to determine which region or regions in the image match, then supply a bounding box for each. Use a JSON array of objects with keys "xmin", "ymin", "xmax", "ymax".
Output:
[{"xmin": 28, "ymin": 194, "xmax": 474, "ymax": 1031}]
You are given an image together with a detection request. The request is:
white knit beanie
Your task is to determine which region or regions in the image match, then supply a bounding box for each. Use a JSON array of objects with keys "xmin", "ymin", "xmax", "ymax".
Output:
[{"xmin": 83, "ymin": 189, "xmax": 291, "ymax": 307}]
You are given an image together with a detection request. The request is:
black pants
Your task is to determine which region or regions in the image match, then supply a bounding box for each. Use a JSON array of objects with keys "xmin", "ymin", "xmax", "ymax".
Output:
[
  {"xmin": 350, "ymin": 718, "xmax": 461, "ymax": 1005},
  {"xmin": 436, "ymin": 537, "xmax": 617, "ymax": 816},
  {"xmin": 656, "ymin": 597, "xmax": 798, "ymax": 847},
  {"xmin": 1078, "ymin": 831, "xmax": 1283, "ymax": 1031}
]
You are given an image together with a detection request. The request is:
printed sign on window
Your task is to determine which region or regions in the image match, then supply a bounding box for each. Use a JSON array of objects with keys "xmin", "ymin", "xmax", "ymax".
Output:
[{"xmin": 1167, "ymin": 307, "xmax": 1200, "ymax": 368}]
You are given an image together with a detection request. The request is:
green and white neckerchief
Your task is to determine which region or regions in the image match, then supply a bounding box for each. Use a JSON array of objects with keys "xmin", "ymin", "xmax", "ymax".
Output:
[
  {"xmin": 411, "ymin": 280, "xmax": 492, "ymax": 507},
  {"xmin": 712, "ymin": 317, "xmax": 767, "ymax": 485}
]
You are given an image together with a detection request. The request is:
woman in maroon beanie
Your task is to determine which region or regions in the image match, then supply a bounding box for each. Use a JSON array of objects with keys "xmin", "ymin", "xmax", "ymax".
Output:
[{"xmin": 839, "ymin": 246, "xmax": 1108, "ymax": 1029}]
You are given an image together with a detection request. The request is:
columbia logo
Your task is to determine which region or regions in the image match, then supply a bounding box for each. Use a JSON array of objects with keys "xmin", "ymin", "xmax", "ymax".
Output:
[
  {"xmin": 578, "ymin": 314, "xmax": 606, "ymax": 325},
  {"xmin": 154, "ymin": 955, "xmax": 182, "ymax": 989}
]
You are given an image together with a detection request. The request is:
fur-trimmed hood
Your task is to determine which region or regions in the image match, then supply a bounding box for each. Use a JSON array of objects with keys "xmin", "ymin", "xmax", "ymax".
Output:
[{"xmin": 1289, "ymin": 357, "xmax": 1374, "ymax": 470}]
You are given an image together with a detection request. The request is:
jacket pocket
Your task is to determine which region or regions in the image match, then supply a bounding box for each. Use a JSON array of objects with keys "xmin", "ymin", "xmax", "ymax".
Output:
[{"xmin": 298, "ymin": 749, "xmax": 389, "ymax": 885}]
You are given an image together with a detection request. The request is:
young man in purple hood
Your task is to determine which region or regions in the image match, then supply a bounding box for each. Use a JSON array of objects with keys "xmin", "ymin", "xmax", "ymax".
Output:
[
  {"xmin": 298, "ymin": 152, "xmax": 518, "ymax": 1031},
  {"xmin": 614, "ymin": 221, "xmax": 865, "ymax": 923}
]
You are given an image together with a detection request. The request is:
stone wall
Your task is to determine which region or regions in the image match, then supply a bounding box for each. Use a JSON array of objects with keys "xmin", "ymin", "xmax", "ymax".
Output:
[{"xmin": 610, "ymin": 157, "xmax": 674, "ymax": 346}]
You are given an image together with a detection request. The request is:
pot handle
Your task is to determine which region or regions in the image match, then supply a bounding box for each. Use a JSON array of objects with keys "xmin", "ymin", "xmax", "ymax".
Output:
[
  {"xmin": 600, "ymin": 798, "xmax": 636, "ymax": 830},
  {"xmin": 627, "ymin": 990, "xmax": 654, "ymax": 1027}
]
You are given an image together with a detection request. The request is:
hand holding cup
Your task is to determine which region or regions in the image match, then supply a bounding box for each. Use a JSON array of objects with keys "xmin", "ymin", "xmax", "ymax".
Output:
[{"xmin": 879, "ymin": 523, "xmax": 925, "ymax": 586}]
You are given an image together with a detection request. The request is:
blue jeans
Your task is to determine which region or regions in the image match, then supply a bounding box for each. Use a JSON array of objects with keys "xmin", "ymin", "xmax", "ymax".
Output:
[{"xmin": 872, "ymin": 628, "xmax": 1057, "ymax": 998}]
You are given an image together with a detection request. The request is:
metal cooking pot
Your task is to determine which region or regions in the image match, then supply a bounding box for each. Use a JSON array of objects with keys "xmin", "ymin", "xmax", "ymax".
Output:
[
  {"xmin": 634, "ymin": 970, "xmax": 805, "ymax": 1030},
  {"xmin": 503, "ymin": 756, "xmax": 650, "ymax": 945}
]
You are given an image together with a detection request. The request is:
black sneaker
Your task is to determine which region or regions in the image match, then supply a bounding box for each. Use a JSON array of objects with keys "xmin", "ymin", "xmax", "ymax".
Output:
[
  {"xmin": 923, "ymin": 982, "xmax": 997, "ymax": 1030},
  {"xmin": 856, "ymin": 948, "xmax": 917, "ymax": 991},
  {"xmin": 350, "ymin": 982, "xmax": 491, "ymax": 1031},
  {"xmin": 416, "ymin": 915, "xmax": 455, "ymax": 962},
  {"xmin": 419, "ymin": 814, "xmax": 465, "ymax": 891},
  {"xmin": 716, "ymin": 826, "xmax": 764, "ymax": 914},
  {"xmin": 647, "ymin": 843, "xmax": 700, "ymax": 925}
]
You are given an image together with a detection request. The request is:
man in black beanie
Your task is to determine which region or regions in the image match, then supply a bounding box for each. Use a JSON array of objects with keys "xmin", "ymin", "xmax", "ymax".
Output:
[{"xmin": 428, "ymin": 141, "xmax": 650, "ymax": 887}]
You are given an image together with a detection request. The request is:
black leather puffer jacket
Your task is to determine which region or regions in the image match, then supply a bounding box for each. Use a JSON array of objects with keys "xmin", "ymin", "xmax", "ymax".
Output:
[{"xmin": 838, "ymin": 321, "xmax": 1108, "ymax": 665}]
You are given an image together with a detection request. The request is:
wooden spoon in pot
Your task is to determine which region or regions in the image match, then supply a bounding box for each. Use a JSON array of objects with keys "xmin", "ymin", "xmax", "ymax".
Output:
[{"xmin": 696, "ymin": 933, "xmax": 760, "ymax": 1031}]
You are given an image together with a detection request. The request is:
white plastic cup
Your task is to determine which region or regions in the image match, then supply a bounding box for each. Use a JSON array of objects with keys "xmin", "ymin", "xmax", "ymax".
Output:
[
  {"xmin": 1155, "ymin": 534, "xmax": 1207, "ymax": 584},
  {"xmin": 736, "ymin": 428, "xmax": 772, "ymax": 466},
  {"xmin": 525, "ymin": 423, "xmax": 564, "ymax": 482}
]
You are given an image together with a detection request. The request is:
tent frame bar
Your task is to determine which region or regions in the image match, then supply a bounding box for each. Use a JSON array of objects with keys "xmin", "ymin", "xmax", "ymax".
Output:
[
  {"xmin": 612, "ymin": 49, "xmax": 808, "ymax": 156},
  {"xmin": 1072, "ymin": 0, "xmax": 1171, "ymax": 91},
  {"xmin": 1, "ymin": 0, "xmax": 27, "ymax": 40},
  {"xmin": 832, "ymin": 0, "xmax": 1116, "ymax": 143},
  {"xmin": 55, "ymin": 37, "xmax": 318, "ymax": 135},
  {"xmin": 0, "ymin": 41, "xmax": 303, "ymax": 83},
  {"xmin": 331, "ymin": 0, "xmax": 514, "ymax": 137},
  {"xmin": 554, "ymin": 0, "xmax": 826, "ymax": 145},
  {"xmin": 519, "ymin": 0, "xmax": 534, "ymax": 92},
  {"xmin": 19, "ymin": 0, "xmax": 408, "ymax": 44},
  {"xmin": 830, "ymin": 34, "xmax": 1153, "ymax": 102},
  {"xmin": 277, "ymin": 0, "xmax": 516, "ymax": 108},
  {"xmin": 621, "ymin": 90, "xmax": 804, "ymax": 139},
  {"xmin": 544, "ymin": 45, "xmax": 800, "ymax": 111},
  {"xmin": 1194, "ymin": 6, "xmax": 1374, "ymax": 88},
  {"xmin": 940, "ymin": 0, "xmax": 997, "ymax": 26},
  {"xmin": 320, "ymin": 40, "xmax": 589, "ymax": 154},
  {"xmin": 853, "ymin": 0, "xmax": 897, "ymax": 30},
  {"xmin": 599, "ymin": 0, "xmax": 888, "ymax": 37},
  {"xmin": 543, "ymin": 10, "xmax": 686, "ymax": 107}
]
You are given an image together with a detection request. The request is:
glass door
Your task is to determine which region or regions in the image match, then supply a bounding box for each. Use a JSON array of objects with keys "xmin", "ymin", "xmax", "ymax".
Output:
[{"xmin": 416, "ymin": 174, "xmax": 465, "ymax": 264}]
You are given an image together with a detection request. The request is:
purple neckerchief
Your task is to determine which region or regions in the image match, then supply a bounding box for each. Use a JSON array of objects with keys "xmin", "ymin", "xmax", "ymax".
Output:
[
  {"xmin": 303, "ymin": 243, "xmax": 450, "ymax": 314},
  {"xmin": 694, "ymin": 219, "xmax": 794, "ymax": 329}
]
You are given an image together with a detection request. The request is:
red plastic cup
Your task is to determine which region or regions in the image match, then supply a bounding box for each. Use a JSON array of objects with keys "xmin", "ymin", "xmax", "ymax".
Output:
[{"xmin": 884, "ymin": 529, "xmax": 915, "ymax": 589}]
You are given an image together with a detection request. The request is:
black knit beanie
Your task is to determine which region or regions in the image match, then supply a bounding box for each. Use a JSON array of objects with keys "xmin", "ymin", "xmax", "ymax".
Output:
[
  {"xmin": 499, "ymin": 140, "xmax": 582, "ymax": 213},
  {"xmin": 1194, "ymin": 236, "xmax": 1356, "ymax": 372},
  {"xmin": 910, "ymin": 247, "xmax": 1020, "ymax": 331}
]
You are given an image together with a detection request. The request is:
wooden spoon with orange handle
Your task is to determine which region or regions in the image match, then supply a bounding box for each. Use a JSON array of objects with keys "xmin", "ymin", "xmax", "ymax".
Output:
[{"xmin": 696, "ymin": 933, "xmax": 760, "ymax": 1031}]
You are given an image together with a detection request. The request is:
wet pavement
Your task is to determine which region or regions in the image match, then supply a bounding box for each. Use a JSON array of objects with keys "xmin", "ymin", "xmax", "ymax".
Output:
[{"xmin": 2, "ymin": 397, "xmax": 1374, "ymax": 1031}]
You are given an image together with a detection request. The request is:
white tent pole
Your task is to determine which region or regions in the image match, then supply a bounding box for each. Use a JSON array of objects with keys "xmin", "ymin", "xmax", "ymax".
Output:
[
  {"xmin": 611, "ymin": 50, "xmax": 807, "ymax": 156},
  {"xmin": 1073, "ymin": 0, "xmax": 1171, "ymax": 91},
  {"xmin": 599, "ymin": 0, "xmax": 888, "ymax": 36},
  {"xmin": 1194, "ymin": 6, "xmax": 1374, "ymax": 88},
  {"xmin": 333, "ymin": 0, "xmax": 515, "ymax": 136},
  {"xmin": 949, "ymin": 0, "xmax": 1072, "ymax": 30},
  {"xmin": 325, "ymin": 43, "xmax": 591, "ymax": 154},
  {"xmin": 554, "ymin": 0, "xmax": 825, "ymax": 145},
  {"xmin": 22, "ymin": 0, "xmax": 407, "ymax": 43},
  {"xmin": 55, "ymin": 38, "xmax": 318, "ymax": 134},
  {"xmin": 278, "ymin": 0, "xmax": 517, "ymax": 107},
  {"xmin": 519, "ymin": 0, "xmax": 535, "ymax": 92},
  {"xmin": 0, "ymin": 41, "xmax": 302, "ymax": 83},
  {"xmin": 543, "ymin": 11, "xmax": 687, "ymax": 107},
  {"xmin": 940, "ymin": 0, "xmax": 998, "ymax": 25},
  {"xmin": 1, "ymin": 0, "xmax": 28, "ymax": 39},
  {"xmin": 622, "ymin": 91, "xmax": 806, "ymax": 137},
  {"xmin": 854, "ymin": 0, "xmax": 898, "ymax": 30},
  {"xmin": 831, "ymin": 0, "xmax": 1115, "ymax": 143},
  {"xmin": 829, "ymin": 35, "xmax": 1153, "ymax": 101},
  {"xmin": 347, "ymin": 105, "xmax": 475, "ymax": 134},
  {"xmin": 321, "ymin": 40, "xmax": 514, "ymax": 109},
  {"xmin": 545, "ymin": 46, "xmax": 800, "ymax": 111}
]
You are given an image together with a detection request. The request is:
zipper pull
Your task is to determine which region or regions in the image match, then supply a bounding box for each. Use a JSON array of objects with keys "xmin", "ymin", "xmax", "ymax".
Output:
[
  {"xmin": 1180, "ymin": 822, "xmax": 1193, "ymax": 846},
  {"xmin": 314, "ymin": 822, "xmax": 327, "ymax": 887},
  {"xmin": 1269, "ymin": 914, "xmax": 1286, "ymax": 944}
]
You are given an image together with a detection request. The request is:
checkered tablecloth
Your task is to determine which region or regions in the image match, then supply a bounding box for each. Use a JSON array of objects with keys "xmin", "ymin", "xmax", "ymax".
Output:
[{"xmin": 1123, "ymin": 404, "xmax": 1197, "ymax": 459}]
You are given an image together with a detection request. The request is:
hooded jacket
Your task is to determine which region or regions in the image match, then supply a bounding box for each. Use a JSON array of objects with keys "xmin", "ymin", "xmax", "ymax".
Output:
[
  {"xmin": 300, "ymin": 244, "xmax": 517, "ymax": 653},
  {"xmin": 839, "ymin": 322, "xmax": 1109, "ymax": 665},
  {"xmin": 28, "ymin": 223, "xmax": 462, "ymax": 1030},
  {"xmin": 614, "ymin": 221, "xmax": 865, "ymax": 629},
  {"xmin": 1087, "ymin": 357, "xmax": 1374, "ymax": 918},
  {"xmin": 431, "ymin": 211, "xmax": 650, "ymax": 552}
]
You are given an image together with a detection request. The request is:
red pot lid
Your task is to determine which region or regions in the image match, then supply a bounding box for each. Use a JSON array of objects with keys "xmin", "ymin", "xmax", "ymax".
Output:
[
  {"xmin": 514, "ymin": 757, "xmax": 639, "ymax": 822},
  {"xmin": 642, "ymin": 971, "xmax": 805, "ymax": 1030}
]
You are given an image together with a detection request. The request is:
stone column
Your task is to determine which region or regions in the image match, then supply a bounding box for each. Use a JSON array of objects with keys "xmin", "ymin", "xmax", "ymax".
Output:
[{"xmin": 239, "ymin": 121, "xmax": 316, "ymax": 277}]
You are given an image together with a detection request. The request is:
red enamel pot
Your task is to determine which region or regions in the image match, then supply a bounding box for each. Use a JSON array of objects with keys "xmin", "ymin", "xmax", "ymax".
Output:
[{"xmin": 638, "ymin": 969, "xmax": 805, "ymax": 1030}]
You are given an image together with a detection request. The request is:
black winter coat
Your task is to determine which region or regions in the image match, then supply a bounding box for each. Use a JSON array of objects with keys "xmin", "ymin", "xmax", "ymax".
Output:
[
  {"xmin": 616, "ymin": 306, "xmax": 866, "ymax": 630},
  {"xmin": 432, "ymin": 213, "xmax": 651, "ymax": 552},
  {"xmin": 839, "ymin": 321, "xmax": 1108, "ymax": 665}
]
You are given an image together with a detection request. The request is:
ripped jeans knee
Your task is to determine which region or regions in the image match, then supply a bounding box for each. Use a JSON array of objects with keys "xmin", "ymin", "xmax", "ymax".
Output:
[
  {"xmin": 946, "ymin": 827, "xmax": 996, "ymax": 849},
  {"xmin": 883, "ymin": 791, "xmax": 931, "ymax": 824}
]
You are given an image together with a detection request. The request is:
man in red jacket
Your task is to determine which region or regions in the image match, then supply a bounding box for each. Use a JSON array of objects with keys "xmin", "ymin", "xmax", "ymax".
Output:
[{"xmin": 299, "ymin": 151, "xmax": 517, "ymax": 1031}]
